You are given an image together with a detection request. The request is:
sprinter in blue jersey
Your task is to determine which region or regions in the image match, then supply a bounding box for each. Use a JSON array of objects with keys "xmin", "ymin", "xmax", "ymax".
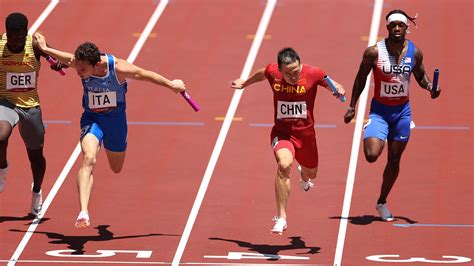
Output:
[
  {"xmin": 34, "ymin": 33, "xmax": 186, "ymax": 228},
  {"xmin": 344, "ymin": 10, "xmax": 440, "ymax": 222}
]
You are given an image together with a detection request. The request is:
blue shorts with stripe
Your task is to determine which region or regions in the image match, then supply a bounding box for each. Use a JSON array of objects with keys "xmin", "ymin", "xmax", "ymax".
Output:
[
  {"xmin": 80, "ymin": 110, "xmax": 127, "ymax": 152},
  {"xmin": 364, "ymin": 99, "xmax": 411, "ymax": 142}
]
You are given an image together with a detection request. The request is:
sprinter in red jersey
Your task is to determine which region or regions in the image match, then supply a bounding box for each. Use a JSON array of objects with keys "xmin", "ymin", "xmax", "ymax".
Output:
[{"xmin": 232, "ymin": 47, "xmax": 345, "ymax": 234}]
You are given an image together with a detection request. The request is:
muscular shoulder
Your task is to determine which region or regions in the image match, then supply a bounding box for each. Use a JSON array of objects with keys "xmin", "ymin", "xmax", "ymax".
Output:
[
  {"xmin": 265, "ymin": 63, "xmax": 278, "ymax": 74},
  {"xmin": 363, "ymin": 45, "xmax": 378, "ymax": 61},
  {"xmin": 304, "ymin": 64, "xmax": 325, "ymax": 80},
  {"xmin": 414, "ymin": 45, "xmax": 423, "ymax": 65},
  {"xmin": 113, "ymin": 57, "xmax": 130, "ymax": 73},
  {"xmin": 264, "ymin": 63, "xmax": 279, "ymax": 80}
]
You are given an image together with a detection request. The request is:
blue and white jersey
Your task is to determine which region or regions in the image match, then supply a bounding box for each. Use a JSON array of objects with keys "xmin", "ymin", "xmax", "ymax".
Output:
[
  {"xmin": 82, "ymin": 54, "xmax": 127, "ymax": 113},
  {"xmin": 373, "ymin": 39, "xmax": 415, "ymax": 106}
]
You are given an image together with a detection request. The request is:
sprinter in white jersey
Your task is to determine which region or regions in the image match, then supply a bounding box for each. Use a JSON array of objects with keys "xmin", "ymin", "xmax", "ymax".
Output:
[
  {"xmin": 34, "ymin": 33, "xmax": 187, "ymax": 228},
  {"xmin": 344, "ymin": 10, "xmax": 441, "ymax": 221}
]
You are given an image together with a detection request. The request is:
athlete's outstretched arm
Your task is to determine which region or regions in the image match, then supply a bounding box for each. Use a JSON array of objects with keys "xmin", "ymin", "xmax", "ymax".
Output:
[
  {"xmin": 115, "ymin": 58, "xmax": 186, "ymax": 94},
  {"xmin": 344, "ymin": 45, "xmax": 377, "ymax": 124},
  {"xmin": 231, "ymin": 68, "xmax": 266, "ymax": 90},
  {"xmin": 412, "ymin": 47, "xmax": 441, "ymax": 99},
  {"xmin": 33, "ymin": 33, "xmax": 75, "ymax": 67}
]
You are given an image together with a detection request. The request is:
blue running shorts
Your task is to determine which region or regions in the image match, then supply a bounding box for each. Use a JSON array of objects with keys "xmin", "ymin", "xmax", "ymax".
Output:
[
  {"xmin": 80, "ymin": 110, "xmax": 127, "ymax": 152},
  {"xmin": 364, "ymin": 99, "xmax": 411, "ymax": 142}
]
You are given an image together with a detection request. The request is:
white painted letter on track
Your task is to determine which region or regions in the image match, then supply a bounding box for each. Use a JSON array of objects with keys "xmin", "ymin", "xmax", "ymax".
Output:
[
  {"xmin": 46, "ymin": 249, "xmax": 152, "ymax": 258},
  {"xmin": 366, "ymin": 254, "xmax": 472, "ymax": 263}
]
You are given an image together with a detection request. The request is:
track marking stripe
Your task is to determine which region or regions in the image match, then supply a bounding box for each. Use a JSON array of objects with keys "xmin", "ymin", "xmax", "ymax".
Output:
[
  {"xmin": 333, "ymin": 1, "xmax": 384, "ymax": 265},
  {"xmin": 171, "ymin": 1, "xmax": 277, "ymax": 265},
  {"xmin": 27, "ymin": 0, "xmax": 60, "ymax": 35}
]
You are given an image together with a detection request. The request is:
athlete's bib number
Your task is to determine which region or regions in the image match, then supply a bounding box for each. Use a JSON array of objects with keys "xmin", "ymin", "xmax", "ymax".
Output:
[
  {"xmin": 6, "ymin": 72, "xmax": 36, "ymax": 91},
  {"xmin": 88, "ymin": 91, "xmax": 117, "ymax": 110},
  {"xmin": 277, "ymin": 101, "xmax": 307, "ymax": 119},
  {"xmin": 380, "ymin": 81, "xmax": 408, "ymax": 98}
]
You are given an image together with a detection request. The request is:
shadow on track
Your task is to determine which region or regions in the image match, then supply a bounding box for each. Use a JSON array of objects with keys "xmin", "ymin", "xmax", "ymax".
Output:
[{"xmin": 11, "ymin": 224, "xmax": 179, "ymax": 254}]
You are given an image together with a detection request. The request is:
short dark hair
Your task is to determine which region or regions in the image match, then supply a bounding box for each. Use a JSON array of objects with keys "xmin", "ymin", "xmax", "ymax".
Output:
[
  {"xmin": 386, "ymin": 9, "xmax": 417, "ymax": 26},
  {"xmin": 75, "ymin": 42, "xmax": 101, "ymax": 66},
  {"xmin": 277, "ymin": 47, "xmax": 300, "ymax": 69},
  {"xmin": 6, "ymin": 12, "xmax": 28, "ymax": 33}
]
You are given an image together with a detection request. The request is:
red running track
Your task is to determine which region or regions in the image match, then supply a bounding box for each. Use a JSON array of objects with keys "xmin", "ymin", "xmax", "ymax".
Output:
[{"xmin": 0, "ymin": 0, "xmax": 472, "ymax": 265}]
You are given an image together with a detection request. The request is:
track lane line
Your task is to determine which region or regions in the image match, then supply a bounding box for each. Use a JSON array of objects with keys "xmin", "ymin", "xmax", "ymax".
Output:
[
  {"xmin": 333, "ymin": 0, "xmax": 384, "ymax": 265},
  {"xmin": 27, "ymin": 0, "xmax": 59, "ymax": 35},
  {"xmin": 7, "ymin": 1, "xmax": 170, "ymax": 265},
  {"xmin": 171, "ymin": 1, "xmax": 278, "ymax": 265}
]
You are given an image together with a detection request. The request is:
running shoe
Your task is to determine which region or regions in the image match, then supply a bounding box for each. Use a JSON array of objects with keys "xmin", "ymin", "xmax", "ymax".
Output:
[
  {"xmin": 75, "ymin": 211, "xmax": 90, "ymax": 229},
  {"xmin": 298, "ymin": 165, "xmax": 314, "ymax": 192},
  {"xmin": 31, "ymin": 190, "xmax": 43, "ymax": 216},
  {"xmin": 376, "ymin": 203, "xmax": 394, "ymax": 221},
  {"xmin": 271, "ymin": 216, "xmax": 287, "ymax": 235}
]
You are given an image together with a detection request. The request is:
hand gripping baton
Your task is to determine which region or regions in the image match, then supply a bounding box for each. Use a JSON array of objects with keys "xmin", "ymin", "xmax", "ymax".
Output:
[
  {"xmin": 323, "ymin": 75, "xmax": 346, "ymax": 102},
  {"xmin": 46, "ymin": 56, "xmax": 66, "ymax": 76}
]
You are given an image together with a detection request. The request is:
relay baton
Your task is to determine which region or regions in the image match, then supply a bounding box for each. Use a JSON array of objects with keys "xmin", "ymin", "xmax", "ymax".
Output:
[
  {"xmin": 46, "ymin": 56, "xmax": 66, "ymax": 76},
  {"xmin": 180, "ymin": 91, "xmax": 200, "ymax": 112},
  {"xmin": 323, "ymin": 75, "xmax": 346, "ymax": 102},
  {"xmin": 432, "ymin": 69, "xmax": 439, "ymax": 92}
]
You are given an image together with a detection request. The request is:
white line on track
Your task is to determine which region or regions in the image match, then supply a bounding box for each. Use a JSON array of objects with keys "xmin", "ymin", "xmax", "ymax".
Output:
[
  {"xmin": 7, "ymin": 1, "xmax": 170, "ymax": 265},
  {"xmin": 332, "ymin": 0, "xmax": 384, "ymax": 265},
  {"xmin": 171, "ymin": 0, "xmax": 277, "ymax": 265},
  {"xmin": 1, "ymin": 260, "xmax": 313, "ymax": 265},
  {"xmin": 27, "ymin": 0, "xmax": 59, "ymax": 35}
]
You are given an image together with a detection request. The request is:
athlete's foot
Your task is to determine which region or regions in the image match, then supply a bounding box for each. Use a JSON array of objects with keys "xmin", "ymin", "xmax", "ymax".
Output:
[
  {"xmin": 31, "ymin": 190, "xmax": 43, "ymax": 216},
  {"xmin": 75, "ymin": 211, "xmax": 90, "ymax": 229},
  {"xmin": 271, "ymin": 216, "xmax": 287, "ymax": 235},
  {"xmin": 376, "ymin": 203, "xmax": 394, "ymax": 222},
  {"xmin": 298, "ymin": 165, "xmax": 314, "ymax": 192}
]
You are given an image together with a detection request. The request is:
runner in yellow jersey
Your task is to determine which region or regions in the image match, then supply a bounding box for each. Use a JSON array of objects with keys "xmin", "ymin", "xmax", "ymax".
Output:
[{"xmin": 0, "ymin": 13, "xmax": 63, "ymax": 216}]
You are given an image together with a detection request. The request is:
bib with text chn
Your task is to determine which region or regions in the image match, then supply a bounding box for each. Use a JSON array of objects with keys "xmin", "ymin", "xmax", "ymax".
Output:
[{"xmin": 277, "ymin": 101, "xmax": 307, "ymax": 119}]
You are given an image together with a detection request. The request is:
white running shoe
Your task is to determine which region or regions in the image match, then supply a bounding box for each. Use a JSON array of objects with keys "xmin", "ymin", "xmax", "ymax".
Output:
[
  {"xmin": 298, "ymin": 165, "xmax": 314, "ymax": 192},
  {"xmin": 75, "ymin": 211, "xmax": 90, "ymax": 229},
  {"xmin": 376, "ymin": 203, "xmax": 394, "ymax": 222},
  {"xmin": 31, "ymin": 190, "xmax": 42, "ymax": 216},
  {"xmin": 0, "ymin": 165, "xmax": 8, "ymax": 193},
  {"xmin": 271, "ymin": 216, "xmax": 287, "ymax": 235}
]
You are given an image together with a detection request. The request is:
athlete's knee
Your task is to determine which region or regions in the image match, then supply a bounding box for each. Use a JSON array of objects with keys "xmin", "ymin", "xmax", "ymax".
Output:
[
  {"xmin": 387, "ymin": 156, "xmax": 401, "ymax": 166},
  {"xmin": 82, "ymin": 153, "xmax": 97, "ymax": 168},
  {"xmin": 365, "ymin": 150, "xmax": 380, "ymax": 163},
  {"xmin": 277, "ymin": 161, "xmax": 292, "ymax": 177},
  {"xmin": 27, "ymin": 148, "xmax": 45, "ymax": 162},
  {"xmin": 0, "ymin": 122, "xmax": 12, "ymax": 141}
]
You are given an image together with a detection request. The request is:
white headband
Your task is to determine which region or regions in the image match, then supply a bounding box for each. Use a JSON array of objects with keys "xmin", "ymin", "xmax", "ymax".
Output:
[{"xmin": 387, "ymin": 13, "xmax": 408, "ymax": 25}]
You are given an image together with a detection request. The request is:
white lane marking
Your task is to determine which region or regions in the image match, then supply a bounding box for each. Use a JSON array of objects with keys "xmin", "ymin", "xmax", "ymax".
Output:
[
  {"xmin": 333, "ymin": 0, "xmax": 384, "ymax": 265},
  {"xmin": 28, "ymin": 0, "xmax": 60, "ymax": 35},
  {"xmin": 171, "ymin": 1, "xmax": 278, "ymax": 265}
]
